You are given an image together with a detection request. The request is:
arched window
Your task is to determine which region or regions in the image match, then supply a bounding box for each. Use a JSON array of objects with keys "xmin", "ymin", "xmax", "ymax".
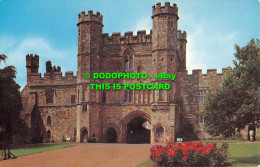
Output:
[
  {"xmin": 47, "ymin": 130, "xmax": 51, "ymax": 139},
  {"xmin": 124, "ymin": 89, "xmax": 134, "ymax": 103},
  {"xmin": 129, "ymin": 90, "xmax": 133, "ymax": 102},
  {"xmin": 124, "ymin": 49, "xmax": 134, "ymax": 70},
  {"xmin": 45, "ymin": 88, "xmax": 54, "ymax": 104},
  {"xmin": 129, "ymin": 56, "xmax": 133, "ymax": 69},
  {"xmin": 125, "ymin": 57, "xmax": 129, "ymax": 70},
  {"xmin": 47, "ymin": 116, "xmax": 51, "ymax": 126},
  {"xmin": 124, "ymin": 90, "xmax": 129, "ymax": 102}
]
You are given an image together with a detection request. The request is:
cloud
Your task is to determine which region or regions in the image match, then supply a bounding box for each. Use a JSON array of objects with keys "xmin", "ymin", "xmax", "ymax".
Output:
[
  {"xmin": 0, "ymin": 36, "xmax": 77, "ymax": 89},
  {"xmin": 134, "ymin": 17, "xmax": 152, "ymax": 34},
  {"xmin": 186, "ymin": 22, "xmax": 237, "ymax": 74}
]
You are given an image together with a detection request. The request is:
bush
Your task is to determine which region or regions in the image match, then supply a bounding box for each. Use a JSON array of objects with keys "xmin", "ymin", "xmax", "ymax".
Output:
[
  {"xmin": 87, "ymin": 137, "xmax": 96, "ymax": 143},
  {"xmin": 150, "ymin": 140, "xmax": 230, "ymax": 167}
]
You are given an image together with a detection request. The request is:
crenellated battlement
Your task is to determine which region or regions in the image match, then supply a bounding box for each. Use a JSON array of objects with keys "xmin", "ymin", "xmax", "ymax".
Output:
[
  {"xmin": 26, "ymin": 54, "xmax": 39, "ymax": 67},
  {"xmin": 152, "ymin": 2, "xmax": 178, "ymax": 19},
  {"xmin": 188, "ymin": 67, "xmax": 232, "ymax": 77},
  {"xmin": 78, "ymin": 10, "xmax": 103, "ymax": 25},
  {"xmin": 177, "ymin": 30, "xmax": 187, "ymax": 41},
  {"xmin": 102, "ymin": 30, "xmax": 152, "ymax": 45},
  {"xmin": 29, "ymin": 71, "xmax": 77, "ymax": 86}
]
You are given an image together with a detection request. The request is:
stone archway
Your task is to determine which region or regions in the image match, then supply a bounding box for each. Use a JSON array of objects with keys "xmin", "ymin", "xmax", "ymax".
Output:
[
  {"xmin": 121, "ymin": 111, "xmax": 151, "ymax": 143},
  {"xmin": 106, "ymin": 128, "xmax": 117, "ymax": 143},
  {"xmin": 102, "ymin": 123, "xmax": 120, "ymax": 143},
  {"xmin": 154, "ymin": 124, "xmax": 165, "ymax": 142},
  {"xmin": 80, "ymin": 127, "xmax": 88, "ymax": 143}
]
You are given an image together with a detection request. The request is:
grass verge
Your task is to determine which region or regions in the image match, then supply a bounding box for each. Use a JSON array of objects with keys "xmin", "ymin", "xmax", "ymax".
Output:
[{"xmin": 7, "ymin": 143, "xmax": 75, "ymax": 157}]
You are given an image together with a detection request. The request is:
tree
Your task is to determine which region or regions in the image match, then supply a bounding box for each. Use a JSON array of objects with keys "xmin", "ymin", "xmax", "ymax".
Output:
[
  {"xmin": 0, "ymin": 54, "xmax": 23, "ymax": 137},
  {"xmin": 203, "ymin": 39, "xmax": 260, "ymax": 137}
]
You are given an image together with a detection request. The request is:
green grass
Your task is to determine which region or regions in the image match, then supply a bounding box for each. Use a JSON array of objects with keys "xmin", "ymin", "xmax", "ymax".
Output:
[
  {"xmin": 7, "ymin": 144, "xmax": 74, "ymax": 157},
  {"xmin": 137, "ymin": 141, "xmax": 260, "ymax": 167},
  {"xmin": 229, "ymin": 143, "xmax": 260, "ymax": 166},
  {"xmin": 193, "ymin": 140, "xmax": 243, "ymax": 143}
]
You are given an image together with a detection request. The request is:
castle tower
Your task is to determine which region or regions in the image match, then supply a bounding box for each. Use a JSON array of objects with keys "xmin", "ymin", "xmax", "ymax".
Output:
[
  {"xmin": 26, "ymin": 54, "xmax": 39, "ymax": 83},
  {"xmin": 77, "ymin": 10, "xmax": 103, "ymax": 82},
  {"xmin": 151, "ymin": 2, "xmax": 179, "ymax": 143},
  {"xmin": 152, "ymin": 2, "xmax": 179, "ymax": 102},
  {"xmin": 76, "ymin": 11, "xmax": 103, "ymax": 142}
]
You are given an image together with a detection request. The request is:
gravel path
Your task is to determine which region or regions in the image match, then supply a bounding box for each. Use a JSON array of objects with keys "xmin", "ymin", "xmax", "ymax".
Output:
[{"xmin": 0, "ymin": 143, "xmax": 152, "ymax": 167}]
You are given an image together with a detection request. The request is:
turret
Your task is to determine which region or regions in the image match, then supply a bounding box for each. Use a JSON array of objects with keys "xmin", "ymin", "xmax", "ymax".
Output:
[
  {"xmin": 177, "ymin": 30, "xmax": 187, "ymax": 72},
  {"xmin": 26, "ymin": 54, "xmax": 39, "ymax": 83},
  {"xmin": 152, "ymin": 2, "xmax": 179, "ymax": 102},
  {"xmin": 77, "ymin": 10, "xmax": 103, "ymax": 82}
]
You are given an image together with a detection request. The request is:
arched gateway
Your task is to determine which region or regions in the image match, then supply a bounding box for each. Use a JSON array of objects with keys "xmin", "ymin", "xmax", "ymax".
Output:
[
  {"xmin": 80, "ymin": 127, "xmax": 88, "ymax": 143},
  {"xmin": 121, "ymin": 111, "xmax": 151, "ymax": 143}
]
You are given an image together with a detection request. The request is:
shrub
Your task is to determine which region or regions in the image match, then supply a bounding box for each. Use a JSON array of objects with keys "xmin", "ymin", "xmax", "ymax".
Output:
[
  {"xmin": 87, "ymin": 137, "xmax": 96, "ymax": 143},
  {"xmin": 150, "ymin": 140, "xmax": 230, "ymax": 167}
]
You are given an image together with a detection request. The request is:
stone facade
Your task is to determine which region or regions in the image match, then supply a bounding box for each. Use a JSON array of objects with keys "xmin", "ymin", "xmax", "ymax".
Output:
[{"xmin": 20, "ymin": 2, "xmax": 244, "ymax": 143}]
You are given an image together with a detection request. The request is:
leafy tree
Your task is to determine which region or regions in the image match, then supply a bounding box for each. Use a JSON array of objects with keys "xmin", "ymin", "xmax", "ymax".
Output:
[
  {"xmin": 0, "ymin": 54, "xmax": 23, "ymax": 137},
  {"xmin": 203, "ymin": 39, "xmax": 260, "ymax": 137}
]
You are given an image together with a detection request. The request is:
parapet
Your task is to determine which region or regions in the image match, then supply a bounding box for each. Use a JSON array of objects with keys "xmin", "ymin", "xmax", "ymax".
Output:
[
  {"xmin": 177, "ymin": 30, "xmax": 187, "ymax": 41},
  {"xmin": 103, "ymin": 30, "xmax": 152, "ymax": 45},
  {"xmin": 152, "ymin": 2, "xmax": 178, "ymax": 19},
  {"xmin": 26, "ymin": 54, "xmax": 39, "ymax": 67},
  {"xmin": 189, "ymin": 68, "xmax": 231, "ymax": 78},
  {"xmin": 29, "ymin": 71, "xmax": 77, "ymax": 86},
  {"xmin": 78, "ymin": 10, "xmax": 103, "ymax": 25}
]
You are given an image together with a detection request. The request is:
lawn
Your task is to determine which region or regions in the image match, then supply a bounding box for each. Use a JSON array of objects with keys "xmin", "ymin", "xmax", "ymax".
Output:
[
  {"xmin": 4, "ymin": 143, "xmax": 75, "ymax": 157},
  {"xmin": 137, "ymin": 141, "xmax": 260, "ymax": 167}
]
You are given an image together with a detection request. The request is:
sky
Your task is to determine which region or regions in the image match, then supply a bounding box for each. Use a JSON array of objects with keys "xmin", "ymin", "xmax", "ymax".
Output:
[{"xmin": 0, "ymin": 0, "xmax": 260, "ymax": 89}]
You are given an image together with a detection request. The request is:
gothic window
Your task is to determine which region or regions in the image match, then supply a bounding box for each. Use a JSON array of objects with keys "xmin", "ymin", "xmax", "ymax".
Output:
[
  {"xmin": 129, "ymin": 56, "xmax": 133, "ymax": 69},
  {"xmin": 124, "ymin": 90, "xmax": 129, "ymax": 102},
  {"xmin": 194, "ymin": 90, "xmax": 207, "ymax": 103},
  {"xmin": 124, "ymin": 49, "xmax": 134, "ymax": 70},
  {"xmin": 124, "ymin": 89, "xmax": 134, "ymax": 103},
  {"xmin": 83, "ymin": 104, "xmax": 87, "ymax": 112},
  {"xmin": 45, "ymin": 88, "xmax": 55, "ymax": 104},
  {"xmin": 125, "ymin": 57, "xmax": 129, "ymax": 70},
  {"xmin": 47, "ymin": 116, "xmax": 51, "ymax": 126},
  {"xmin": 71, "ymin": 95, "xmax": 76, "ymax": 104},
  {"xmin": 47, "ymin": 130, "xmax": 51, "ymax": 139},
  {"xmin": 102, "ymin": 91, "xmax": 106, "ymax": 103},
  {"xmin": 129, "ymin": 90, "xmax": 133, "ymax": 102}
]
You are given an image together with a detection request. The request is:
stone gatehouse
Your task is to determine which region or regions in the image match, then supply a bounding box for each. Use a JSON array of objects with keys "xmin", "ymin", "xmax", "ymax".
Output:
[{"xmin": 20, "ymin": 2, "xmax": 229, "ymax": 143}]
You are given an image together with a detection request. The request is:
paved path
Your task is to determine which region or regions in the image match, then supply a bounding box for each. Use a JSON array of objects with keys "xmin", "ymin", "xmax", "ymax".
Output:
[{"xmin": 0, "ymin": 143, "xmax": 152, "ymax": 167}]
